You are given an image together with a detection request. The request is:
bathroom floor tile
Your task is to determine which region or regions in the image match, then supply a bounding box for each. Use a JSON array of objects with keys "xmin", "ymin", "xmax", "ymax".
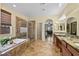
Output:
[{"xmin": 21, "ymin": 40, "xmax": 61, "ymax": 56}]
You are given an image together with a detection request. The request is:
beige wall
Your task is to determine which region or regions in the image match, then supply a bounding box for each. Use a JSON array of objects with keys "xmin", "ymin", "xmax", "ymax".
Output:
[
  {"xmin": 63, "ymin": 4, "xmax": 79, "ymax": 36},
  {"xmin": 0, "ymin": 4, "xmax": 28, "ymax": 38},
  {"xmin": 67, "ymin": 8, "xmax": 79, "ymax": 36},
  {"xmin": 28, "ymin": 16, "xmax": 60, "ymax": 41},
  {"xmin": 1, "ymin": 3, "xmax": 79, "ymax": 40},
  {"xmin": 28, "ymin": 4, "xmax": 79, "ymax": 40}
]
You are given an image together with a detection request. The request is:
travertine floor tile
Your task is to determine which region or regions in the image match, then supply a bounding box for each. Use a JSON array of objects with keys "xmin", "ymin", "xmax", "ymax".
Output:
[{"xmin": 21, "ymin": 40, "xmax": 61, "ymax": 56}]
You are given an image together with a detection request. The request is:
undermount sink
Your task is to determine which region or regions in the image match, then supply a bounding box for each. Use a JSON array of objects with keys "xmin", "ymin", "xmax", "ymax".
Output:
[
  {"xmin": 73, "ymin": 41, "xmax": 79, "ymax": 46},
  {"xmin": 74, "ymin": 43, "xmax": 79, "ymax": 46},
  {"xmin": 73, "ymin": 42, "xmax": 79, "ymax": 43}
]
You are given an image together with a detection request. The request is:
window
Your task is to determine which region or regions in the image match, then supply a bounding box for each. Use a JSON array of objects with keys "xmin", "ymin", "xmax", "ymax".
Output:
[{"xmin": 0, "ymin": 9, "xmax": 11, "ymax": 34}]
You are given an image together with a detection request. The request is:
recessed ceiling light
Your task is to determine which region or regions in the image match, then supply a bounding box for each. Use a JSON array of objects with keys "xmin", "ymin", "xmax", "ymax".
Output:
[
  {"xmin": 59, "ymin": 14, "xmax": 66, "ymax": 20},
  {"xmin": 13, "ymin": 4, "xmax": 16, "ymax": 7},
  {"xmin": 42, "ymin": 9, "xmax": 46, "ymax": 11},
  {"xmin": 40, "ymin": 3, "xmax": 46, "ymax": 5},
  {"xmin": 58, "ymin": 3, "xmax": 62, "ymax": 7}
]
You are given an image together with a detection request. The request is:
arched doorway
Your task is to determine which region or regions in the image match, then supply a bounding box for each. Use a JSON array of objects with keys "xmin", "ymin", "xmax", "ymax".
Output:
[{"xmin": 45, "ymin": 19, "xmax": 53, "ymax": 42}]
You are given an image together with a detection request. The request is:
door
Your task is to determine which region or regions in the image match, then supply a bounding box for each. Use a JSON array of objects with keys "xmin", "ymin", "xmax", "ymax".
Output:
[
  {"xmin": 37, "ymin": 23, "xmax": 42, "ymax": 40},
  {"xmin": 28, "ymin": 21, "xmax": 35, "ymax": 40}
]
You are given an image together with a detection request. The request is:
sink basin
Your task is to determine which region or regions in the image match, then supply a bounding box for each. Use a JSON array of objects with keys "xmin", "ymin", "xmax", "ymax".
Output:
[
  {"xmin": 73, "ymin": 41, "xmax": 79, "ymax": 46},
  {"xmin": 73, "ymin": 42, "xmax": 79, "ymax": 43},
  {"xmin": 74, "ymin": 43, "xmax": 79, "ymax": 46}
]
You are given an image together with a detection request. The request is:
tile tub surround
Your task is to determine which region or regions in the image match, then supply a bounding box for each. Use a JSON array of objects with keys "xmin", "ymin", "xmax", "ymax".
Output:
[{"xmin": 0, "ymin": 39, "xmax": 29, "ymax": 55}]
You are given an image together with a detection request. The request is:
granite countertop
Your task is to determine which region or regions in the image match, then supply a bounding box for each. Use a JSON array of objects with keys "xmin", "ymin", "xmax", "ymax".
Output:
[
  {"xmin": 0, "ymin": 39, "xmax": 29, "ymax": 55},
  {"xmin": 57, "ymin": 36, "xmax": 79, "ymax": 51}
]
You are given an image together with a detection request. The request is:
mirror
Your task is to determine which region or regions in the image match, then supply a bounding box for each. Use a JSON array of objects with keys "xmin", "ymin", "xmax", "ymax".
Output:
[
  {"xmin": 67, "ymin": 17, "xmax": 77, "ymax": 35},
  {"xmin": 56, "ymin": 22, "xmax": 65, "ymax": 31},
  {"xmin": 59, "ymin": 23, "xmax": 65, "ymax": 31}
]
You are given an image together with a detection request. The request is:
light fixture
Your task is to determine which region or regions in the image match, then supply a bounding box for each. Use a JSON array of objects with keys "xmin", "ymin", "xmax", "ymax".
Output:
[
  {"xmin": 13, "ymin": 4, "xmax": 16, "ymax": 7},
  {"xmin": 40, "ymin": 3, "xmax": 46, "ymax": 6},
  {"xmin": 42, "ymin": 8, "xmax": 46, "ymax": 11},
  {"xmin": 59, "ymin": 14, "xmax": 66, "ymax": 20},
  {"xmin": 58, "ymin": 3, "xmax": 62, "ymax": 7}
]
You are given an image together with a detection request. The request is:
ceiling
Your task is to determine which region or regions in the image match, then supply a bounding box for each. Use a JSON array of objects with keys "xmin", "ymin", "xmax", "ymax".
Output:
[{"xmin": 3, "ymin": 3, "xmax": 66, "ymax": 16}]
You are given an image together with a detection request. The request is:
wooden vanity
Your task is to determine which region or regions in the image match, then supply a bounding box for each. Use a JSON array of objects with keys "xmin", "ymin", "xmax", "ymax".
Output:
[{"xmin": 53, "ymin": 34, "xmax": 79, "ymax": 56}]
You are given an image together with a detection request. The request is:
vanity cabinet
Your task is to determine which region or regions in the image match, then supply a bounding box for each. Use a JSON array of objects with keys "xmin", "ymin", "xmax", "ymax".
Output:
[
  {"xmin": 53, "ymin": 34, "xmax": 79, "ymax": 56},
  {"xmin": 61, "ymin": 40, "xmax": 72, "ymax": 56},
  {"xmin": 53, "ymin": 34, "xmax": 57, "ymax": 45},
  {"xmin": 53, "ymin": 34, "xmax": 62, "ymax": 52},
  {"xmin": 62, "ymin": 44, "xmax": 72, "ymax": 56},
  {"xmin": 67, "ymin": 44, "xmax": 79, "ymax": 56}
]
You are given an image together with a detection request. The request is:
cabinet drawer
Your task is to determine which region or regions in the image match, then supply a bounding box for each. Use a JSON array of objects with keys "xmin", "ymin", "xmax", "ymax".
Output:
[{"xmin": 67, "ymin": 44, "xmax": 79, "ymax": 56}]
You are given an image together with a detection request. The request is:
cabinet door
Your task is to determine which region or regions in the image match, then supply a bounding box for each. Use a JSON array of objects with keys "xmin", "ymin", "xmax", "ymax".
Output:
[
  {"xmin": 61, "ymin": 40, "xmax": 66, "ymax": 47},
  {"xmin": 62, "ymin": 45, "xmax": 72, "ymax": 56},
  {"xmin": 53, "ymin": 35, "xmax": 56, "ymax": 44},
  {"xmin": 67, "ymin": 44, "xmax": 79, "ymax": 56}
]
